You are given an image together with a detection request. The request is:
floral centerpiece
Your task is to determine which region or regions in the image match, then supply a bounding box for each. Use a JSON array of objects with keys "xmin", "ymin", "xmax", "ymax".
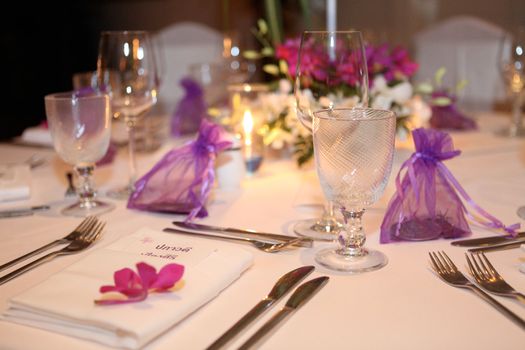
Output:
[{"xmin": 243, "ymin": 21, "xmax": 421, "ymax": 166}]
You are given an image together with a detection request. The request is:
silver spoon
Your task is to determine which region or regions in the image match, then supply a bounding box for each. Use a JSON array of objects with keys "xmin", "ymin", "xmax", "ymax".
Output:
[{"xmin": 163, "ymin": 228, "xmax": 303, "ymax": 253}]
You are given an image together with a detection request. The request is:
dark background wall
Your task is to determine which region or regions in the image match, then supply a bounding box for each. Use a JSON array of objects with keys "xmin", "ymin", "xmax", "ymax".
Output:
[{"xmin": 3, "ymin": 0, "xmax": 524, "ymax": 140}]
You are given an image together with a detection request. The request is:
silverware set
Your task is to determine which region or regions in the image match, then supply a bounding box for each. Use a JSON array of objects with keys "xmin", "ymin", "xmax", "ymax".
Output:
[
  {"xmin": 429, "ymin": 251, "xmax": 525, "ymax": 330},
  {"xmin": 206, "ymin": 266, "xmax": 328, "ymax": 350},
  {"xmin": 0, "ymin": 216, "xmax": 104, "ymax": 286},
  {"xmin": 164, "ymin": 222, "xmax": 313, "ymax": 253}
]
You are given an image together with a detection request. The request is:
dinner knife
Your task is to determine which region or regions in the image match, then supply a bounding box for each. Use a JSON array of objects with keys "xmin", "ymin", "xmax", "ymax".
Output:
[
  {"xmin": 451, "ymin": 232, "xmax": 525, "ymax": 247},
  {"xmin": 468, "ymin": 238, "xmax": 525, "ymax": 253},
  {"xmin": 206, "ymin": 265, "xmax": 315, "ymax": 350},
  {"xmin": 172, "ymin": 221, "xmax": 313, "ymax": 248},
  {"xmin": 0, "ymin": 205, "xmax": 50, "ymax": 218},
  {"xmin": 237, "ymin": 276, "xmax": 329, "ymax": 350}
]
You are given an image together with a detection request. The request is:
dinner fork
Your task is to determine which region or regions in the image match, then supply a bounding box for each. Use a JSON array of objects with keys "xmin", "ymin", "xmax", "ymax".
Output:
[
  {"xmin": 0, "ymin": 221, "xmax": 105, "ymax": 286},
  {"xmin": 0, "ymin": 216, "xmax": 99, "ymax": 272},
  {"xmin": 429, "ymin": 251, "xmax": 525, "ymax": 330},
  {"xmin": 466, "ymin": 252, "xmax": 525, "ymax": 304}
]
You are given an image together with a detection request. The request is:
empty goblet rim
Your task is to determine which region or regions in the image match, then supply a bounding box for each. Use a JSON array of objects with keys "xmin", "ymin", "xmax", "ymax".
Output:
[
  {"xmin": 313, "ymin": 107, "xmax": 396, "ymax": 121},
  {"xmin": 302, "ymin": 30, "xmax": 363, "ymax": 35},
  {"xmin": 44, "ymin": 91, "xmax": 110, "ymax": 101}
]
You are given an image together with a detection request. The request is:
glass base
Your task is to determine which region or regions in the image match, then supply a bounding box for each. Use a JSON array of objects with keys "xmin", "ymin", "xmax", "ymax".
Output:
[
  {"xmin": 517, "ymin": 206, "xmax": 525, "ymax": 220},
  {"xmin": 61, "ymin": 200, "xmax": 115, "ymax": 217},
  {"xmin": 293, "ymin": 218, "xmax": 342, "ymax": 241},
  {"xmin": 315, "ymin": 247, "xmax": 388, "ymax": 273},
  {"xmin": 106, "ymin": 185, "xmax": 134, "ymax": 200}
]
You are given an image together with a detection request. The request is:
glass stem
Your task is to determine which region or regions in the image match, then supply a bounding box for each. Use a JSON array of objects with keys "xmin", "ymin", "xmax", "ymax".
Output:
[
  {"xmin": 338, "ymin": 209, "xmax": 366, "ymax": 257},
  {"xmin": 510, "ymin": 92, "xmax": 523, "ymax": 137},
  {"xmin": 313, "ymin": 200, "xmax": 342, "ymax": 233},
  {"xmin": 74, "ymin": 165, "xmax": 97, "ymax": 209},
  {"xmin": 126, "ymin": 117, "xmax": 137, "ymax": 191}
]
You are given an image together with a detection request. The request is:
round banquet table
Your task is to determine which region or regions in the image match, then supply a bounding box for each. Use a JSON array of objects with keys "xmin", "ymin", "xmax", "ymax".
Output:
[{"xmin": 0, "ymin": 113, "xmax": 524, "ymax": 349}]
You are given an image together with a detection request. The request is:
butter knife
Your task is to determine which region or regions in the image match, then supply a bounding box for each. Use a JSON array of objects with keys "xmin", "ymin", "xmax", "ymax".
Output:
[
  {"xmin": 172, "ymin": 221, "xmax": 313, "ymax": 248},
  {"xmin": 237, "ymin": 276, "xmax": 329, "ymax": 350},
  {"xmin": 0, "ymin": 205, "xmax": 50, "ymax": 218},
  {"xmin": 468, "ymin": 238, "xmax": 525, "ymax": 253},
  {"xmin": 451, "ymin": 232, "xmax": 525, "ymax": 247},
  {"xmin": 206, "ymin": 266, "xmax": 315, "ymax": 350}
]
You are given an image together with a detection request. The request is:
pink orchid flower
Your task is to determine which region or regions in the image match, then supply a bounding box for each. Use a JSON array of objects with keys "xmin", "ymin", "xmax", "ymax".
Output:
[{"xmin": 95, "ymin": 262, "xmax": 185, "ymax": 305}]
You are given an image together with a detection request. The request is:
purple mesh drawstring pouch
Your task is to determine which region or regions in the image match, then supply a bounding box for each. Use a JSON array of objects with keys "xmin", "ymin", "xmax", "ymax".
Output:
[
  {"xmin": 171, "ymin": 78, "xmax": 208, "ymax": 136},
  {"xmin": 128, "ymin": 120, "xmax": 232, "ymax": 221},
  {"xmin": 380, "ymin": 128, "xmax": 519, "ymax": 243}
]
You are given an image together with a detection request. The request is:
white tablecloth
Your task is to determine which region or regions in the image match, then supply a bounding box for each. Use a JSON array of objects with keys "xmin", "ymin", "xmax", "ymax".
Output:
[{"xmin": 0, "ymin": 114, "xmax": 524, "ymax": 349}]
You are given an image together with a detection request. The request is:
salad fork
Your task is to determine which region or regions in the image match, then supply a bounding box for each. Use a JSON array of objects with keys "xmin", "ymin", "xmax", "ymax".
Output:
[
  {"xmin": 0, "ymin": 220, "xmax": 105, "ymax": 285},
  {"xmin": 466, "ymin": 252, "xmax": 525, "ymax": 304},
  {"xmin": 0, "ymin": 216, "xmax": 99, "ymax": 272},
  {"xmin": 429, "ymin": 251, "xmax": 525, "ymax": 330}
]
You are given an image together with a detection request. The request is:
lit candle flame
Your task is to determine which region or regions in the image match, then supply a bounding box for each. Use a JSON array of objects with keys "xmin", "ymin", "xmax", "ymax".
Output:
[{"xmin": 242, "ymin": 109, "xmax": 254, "ymax": 146}]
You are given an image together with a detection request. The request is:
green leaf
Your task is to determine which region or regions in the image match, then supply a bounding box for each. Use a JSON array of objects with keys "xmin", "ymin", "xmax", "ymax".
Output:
[
  {"xmin": 263, "ymin": 64, "xmax": 280, "ymax": 76},
  {"xmin": 261, "ymin": 47, "xmax": 274, "ymax": 56},
  {"xmin": 432, "ymin": 96, "xmax": 452, "ymax": 106},
  {"xmin": 243, "ymin": 50, "xmax": 261, "ymax": 60},
  {"xmin": 456, "ymin": 79, "xmax": 468, "ymax": 92},
  {"xmin": 279, "ymin": 60, "xmax": 289, "ymax": 75},
  {"xmin": 416, "ymin": 82, "xmax": 433, "ymax": 94},
  {"xmin": 434, "ymin": 67, "xmax": 447, "ymax": 87},
  {"xmin": 257, "ymin": 19, "xmax": 268, "ymax": 34}
]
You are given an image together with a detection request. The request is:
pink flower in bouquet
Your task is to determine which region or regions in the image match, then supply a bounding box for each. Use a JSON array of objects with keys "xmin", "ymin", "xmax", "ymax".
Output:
[{"xmin": 367, "ymin": 44, "xmax": 418, "ymax": 84}]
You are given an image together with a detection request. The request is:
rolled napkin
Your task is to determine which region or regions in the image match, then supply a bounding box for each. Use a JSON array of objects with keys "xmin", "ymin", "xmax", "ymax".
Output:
[
  {"xmin": 0, "ymin": 164, "xmax": 31, "ymax": 202},
  {"xmin": 2, "ymin": 227, "xmax": 253, "ymax": 349}
]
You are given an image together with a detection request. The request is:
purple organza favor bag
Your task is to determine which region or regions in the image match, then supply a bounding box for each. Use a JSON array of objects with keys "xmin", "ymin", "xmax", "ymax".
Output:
[
  {"xmin": 171, "ymin": 78, "xmax": 208, "ymax": 136},
  {"xmin": 380, "ymin": 128, "xmax": 518, "ymax": 243},
  {"xmin": 128, "ymin": 120, "xmax": 232, "ymax": 221}
]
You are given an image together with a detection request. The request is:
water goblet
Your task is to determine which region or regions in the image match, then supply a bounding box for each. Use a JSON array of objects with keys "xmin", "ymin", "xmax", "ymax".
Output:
[
  {"xmin": 97, "ymin": 30, "xmax": 160, "ymax": 199},
  {"xmin": 312, "ymin": 108, "xmax": 396, "ymax": 272},
  {"xmin": 44, "ymin": 92, "xmax": 115, "ymax": 217},
  {"xmin": 294, "ymin": 30, "xmax": 369, "ymax": 240}
]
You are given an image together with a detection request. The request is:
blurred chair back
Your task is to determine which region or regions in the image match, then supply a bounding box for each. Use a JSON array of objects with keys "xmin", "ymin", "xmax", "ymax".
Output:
[
  {"xmin": 153, "ymin": 21, "xmax": 224, "ymax": 116},
  {"xmin": 414, "ymin": 15, "xmax": 508, "ymax": 112}
]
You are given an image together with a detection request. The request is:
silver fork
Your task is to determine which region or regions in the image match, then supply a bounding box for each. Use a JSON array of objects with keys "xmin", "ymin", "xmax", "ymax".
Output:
[
  {"xmin": 466, "ymin": 252, "xmax": 525, "ymax": 304},
  {"xmin": 429, "ymin": 251, "xmax": 525, "ymax": 330},
  {"xmin": 0, "ymin": 221, "xmax": 105, "ymax": 286},
  {"xmin": 0, "ymin": 216, "xmax": 99, "ymax": 272}
]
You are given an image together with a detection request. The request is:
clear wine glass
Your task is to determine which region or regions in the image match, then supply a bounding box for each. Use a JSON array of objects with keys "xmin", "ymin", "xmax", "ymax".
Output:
[
  {"xmin": 294, "ymin": 30, "xmax": 369, "ymax": 241},
  {"xmin": 97, "ymin": 30, "xmax": 160, "ymax": 199},
  {"xmin": 498, "ymin": 26, "xmax": 525, "ymax": 137},
  {"xmin": 44, "ymin": 92, "xmax": 115, "ymax": 217},
  {"xmin": 312, "ymin": 108, "xmax": 395, "ymax": 272}
]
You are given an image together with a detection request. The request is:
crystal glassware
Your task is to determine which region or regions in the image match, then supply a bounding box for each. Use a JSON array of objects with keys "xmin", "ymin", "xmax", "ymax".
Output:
[
  {"xmin": 97, "ymin": 30, "xmax": 160, "ymax": 199},
  {"xmin": 312, "ymin": 108, "xmax": 395, "ymax": 272},
  {"xmin": 44, "ymin": 92, "xmax": 115, "ymax": 217},
  {"xmin": 498, "ymin": 27, "xmax": 525, "ymax": 137},
  {"xmin": 294, "ymin": 30, "xmax": 369, "ymax": 241}
]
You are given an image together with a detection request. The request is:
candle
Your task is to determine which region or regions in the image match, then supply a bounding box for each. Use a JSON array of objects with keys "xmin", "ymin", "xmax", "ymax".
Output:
[
  {"xmin": 242, "ymin": 109, "xmax": 254, "ymax": 159},
  {"xmin": 241, "ymin": 108, "xmax": 263, "ymax": 174}
]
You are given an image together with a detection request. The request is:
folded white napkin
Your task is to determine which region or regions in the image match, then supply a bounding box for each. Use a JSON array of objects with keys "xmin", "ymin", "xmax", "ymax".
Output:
[
  {"xmin": 19, "ymin": 125, "xmax": 53, "ymax": 147},
  {"xmin": 2, "ymin": 227, "xmax": 253, "ymax": 349},
  {"xmin": 0, "ymin": 164, "xmax": 31, "ymax": 202}
]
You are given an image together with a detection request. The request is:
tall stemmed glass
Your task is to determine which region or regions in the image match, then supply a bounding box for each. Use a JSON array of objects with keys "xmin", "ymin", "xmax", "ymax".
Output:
[
  {"xmin": 45, "ymin": 92, "xmax": 115, "ymax": 217},
  {"xmin": 313, "ymin": 108, "xmax": 395, "ymax": 272},
  {"xmin": 498, "ymin": 27, "xmax": 525, "ymax": 137},
  {"xmin": 294, "ymin": 31, "xmax": 369, "ymax": 241},
  {"xmin": 97, "ymin": 31, "xmax": 160, "ymax": 199}
]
